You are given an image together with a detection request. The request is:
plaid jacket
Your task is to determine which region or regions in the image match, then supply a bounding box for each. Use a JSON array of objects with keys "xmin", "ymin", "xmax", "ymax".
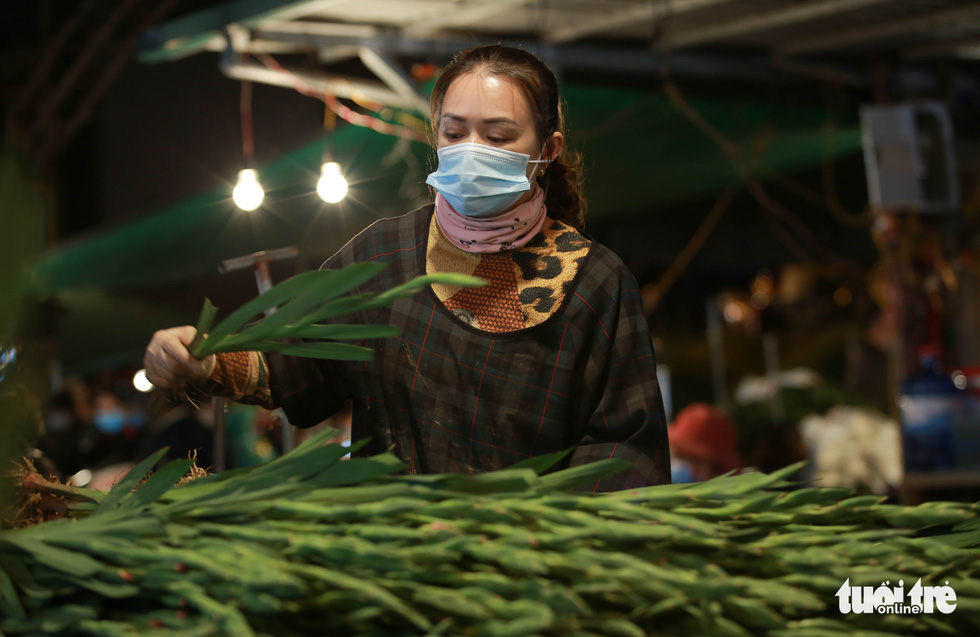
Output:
[{"xmin": 264, "ymin": 206, "xmax": 670, "ymax": 491}]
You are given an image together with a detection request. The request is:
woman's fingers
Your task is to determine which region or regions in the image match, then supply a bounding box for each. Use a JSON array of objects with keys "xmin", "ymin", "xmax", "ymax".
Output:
[
  {"xmin": 160, "ymin": 334, "xmax": 206, "ymax": 377},
  {"xmin": 144, "ymin": 342, "xmax": 185, "ymax": 388},
  {"xmin": 144, "ymin": 326, "xmax": 212, "ymax": 388}
]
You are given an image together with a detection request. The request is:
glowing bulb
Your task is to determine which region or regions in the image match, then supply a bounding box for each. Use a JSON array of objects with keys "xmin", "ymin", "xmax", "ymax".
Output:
[
  {"xmin": 953, "ymin": 370, "xmax": 968, "ymax": 390},
  {"xmin": 317, "ymin": 162, "xmax": 348, "ymax": 203},
  {"xmin": 233, "ymin": 168, "xmax": 265, "ymax": 211},
  {"xmin": 70, "ymin": 469, "xmax": 93, "ymax": 487},
  {"xmin": 133, "ymin": 369, "xmax": 154, "ymax": 393}
]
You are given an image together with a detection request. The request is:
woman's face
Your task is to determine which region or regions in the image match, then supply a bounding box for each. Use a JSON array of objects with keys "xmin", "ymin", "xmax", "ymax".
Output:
[{"xmin": 437, "ymin": 71, "xmax": 562, "ymax": 192}]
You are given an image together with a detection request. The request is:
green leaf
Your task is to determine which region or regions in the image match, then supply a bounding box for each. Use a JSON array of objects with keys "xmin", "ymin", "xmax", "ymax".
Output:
[
  {"xmin": 38, "ymin": 603, "xmax": 101, "ymax": 631},
  {"xmin": 0, "ymin": 561, "xmax": 26, "ymax": 620},
  {"xmin": 303, "ymin": 274, "xmax": 485, "ymax": 324},
  {"xmin": 16, "ymin": 477, "xmax": 104, "ymax": 503},
  {"xmin": 951, "ymin": 516, "xmax": 980, "ymax": 532},
  {"xmin": 43, "ymin": 512, "xmax": 164, "ymax": 541},
  {"xmin": 94, "ymin": 448, "xmax": 168, "ymax": 513},
  {"xmin": 116, "ymin": 458, "xmax": 195, "ymax": 511},
  {"xmin": 8, "ymin": 540, "xmax": 103, "ymax": 578},
  {"xmin": 204, "ymin": 269, "xmax": 327, "ymax": 343},
  {"xmin": 0, "ymin": 554, "xmax": 49, "ymax": 604},
  {"xmin": 233, "ymin": 263, "xmax": 388, "ymax": 343},
  {"xmin": 443, "ymin": 468, "xmax": 539, "ymax": 494},
  {"xmin": 306, "ymin": 453, "xmax": 405, "ymax": 488},
  {"xmin": 536, "ymin": 458, "xmax": 634, "ymax": 491},
  {"xmin": 690, "ymin": 462, "xmax": 804, "ymax": 496},
  {"xmin": 63, "ymin": 574, "xmax": 139, "ymax": 599},
  {"xmin": 282, "ymin": 324, "xmax": 400, "ymax": 341},
  {"xmin": 508, "ymin": 448, "xmax": 574, "ymax": 475},
  {"xmin": 189, "ymin": 297, "xmax": 219, "ymax": 352},
  {"xmin": 302, "ymin": 291, "xmax": 383, "ymax": 323},
  {"xmin": 249, "ymin": 341, "xmax": 376, "ymax": 361},
  {"xmin": 159, "ymin": 428, "xmax": 349, "ymax": 512},
  {"xmin": 929, "ymin": 528, "xmax": 980, "ymax": 549}
]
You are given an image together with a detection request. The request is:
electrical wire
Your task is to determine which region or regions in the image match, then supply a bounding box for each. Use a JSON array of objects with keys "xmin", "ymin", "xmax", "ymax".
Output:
[
  {"xmin": 240, "ymin": 78, "xmax": 255, "ymax": 162},
  {"xmin": 645, "ymin": 183, "xmax": 739, "ymax": 312},
  {"xmin": 662, "ymin": 79, "xmax": 866, "ymax": 277},
  {"xmin": 333, "ymin": 77, "xmax": 428, "ymax": 133},
  {"xmin": 254, "ymin": 52, "xmax": 428, "ymax": 143},
  {"xmin": 820, "ymin": 118, "xmax": 874, "ymax": 228}
]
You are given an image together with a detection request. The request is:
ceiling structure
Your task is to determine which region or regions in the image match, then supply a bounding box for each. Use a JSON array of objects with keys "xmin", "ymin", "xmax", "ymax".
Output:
[
  {"xmin": 138, "ymin": 0, "xmax": 980, "ymax": 102},
  {"xmin": 33, "ymin": 0, "xmax": 980, "ymax": 373}
]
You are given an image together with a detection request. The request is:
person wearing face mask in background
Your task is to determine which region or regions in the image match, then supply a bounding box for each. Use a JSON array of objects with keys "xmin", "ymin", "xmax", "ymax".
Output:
[
  {"xmin": 143, "ymin": 45, "xmax": 669, "ymax": 490},
  {"xmin": 37, "ymin": 392, "xmax": 85, "ymax": 478},
  {"xmin": 82, "ymin": 389, "xmax": 135, "ymax": 473},
  {"xmin": 136, "ymin": 401, "xmax": 213, "ymax": 470}
]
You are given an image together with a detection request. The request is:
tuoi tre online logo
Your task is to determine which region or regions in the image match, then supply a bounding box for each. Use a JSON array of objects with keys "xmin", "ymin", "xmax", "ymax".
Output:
[{"xmin": 836, "ymin": 578, "xmax": 957, "ymax": 615}]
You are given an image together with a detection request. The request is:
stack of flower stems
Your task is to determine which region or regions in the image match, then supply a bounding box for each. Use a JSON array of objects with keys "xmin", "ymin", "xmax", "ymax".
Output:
[{"xmin": 1, "ymin": 426, "xmax": 979, "ymax": 637}]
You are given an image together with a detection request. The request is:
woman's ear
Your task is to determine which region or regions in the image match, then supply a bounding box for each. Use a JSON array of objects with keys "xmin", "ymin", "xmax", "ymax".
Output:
[{"xmin": 545, "ymin": 131, "xmax": 564, "ymax": 161}]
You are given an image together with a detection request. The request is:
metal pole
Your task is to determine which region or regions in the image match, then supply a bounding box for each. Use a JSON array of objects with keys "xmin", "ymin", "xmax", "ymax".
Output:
[
  {"xmin": 252, "ymin": 258, "xmax": 295, "ymax": 453},
  {"xmin": 763, "ymin": 333, "xmax": 785, "ymax": 423},
  {"xmin": 219, "ymin": 246, "xmax": 300, "ymax": 454},
  {"xmin": 706, "ymin": 296, "xmax": 729, "ymax": 410},
  {"xmin": 211, "ymin": 396, "xmax": 226, "ymax": 471}
]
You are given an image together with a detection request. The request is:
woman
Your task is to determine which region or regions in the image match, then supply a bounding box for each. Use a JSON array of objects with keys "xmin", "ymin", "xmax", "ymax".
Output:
[{"xmin": 144, "ymin": 45, "xmax": 669, "ymax": 490}]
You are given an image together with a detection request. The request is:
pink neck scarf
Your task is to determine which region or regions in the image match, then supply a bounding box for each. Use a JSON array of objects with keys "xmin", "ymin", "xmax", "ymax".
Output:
[{"xmin": 434, "ymin": 184, "xmax": 548, "ymax": 253}]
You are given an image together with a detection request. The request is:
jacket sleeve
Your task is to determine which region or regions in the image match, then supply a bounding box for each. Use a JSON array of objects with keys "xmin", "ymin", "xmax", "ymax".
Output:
[
  {"xmin": 198, "ymin": 351, "xmax": 277, "ymax": 410},
  {"xmin": 568, "ymin": 262, "xmax": 671, "ymax": 492},
  {"xmin": 192, "ymin": 315, "xmax": 351, "ymax": 428}
]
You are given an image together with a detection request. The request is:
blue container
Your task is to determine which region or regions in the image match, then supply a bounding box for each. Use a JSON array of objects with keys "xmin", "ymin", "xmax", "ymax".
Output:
[
  {"xmin": 899, "ymin": 374, "xmax": 960, "ymax": 472},
  {"xmin": 955, "ymin": 367, "xmax": 980, "ymax": 470}
]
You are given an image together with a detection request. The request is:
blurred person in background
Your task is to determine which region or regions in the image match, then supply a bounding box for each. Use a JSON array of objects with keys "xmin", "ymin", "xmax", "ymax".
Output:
[
  {"xmin": 668, "ymin": 403, "xmax": 743, "ymax": 483},
  {"xmin": 88, "ymin": 389, "xmax": 136, "ymax": 468},
  {"xmin": 137, "ymin": 400, "xmax": 213, "ymax": 469},
  {"xmin": 37, "ymin": 392, "xmax": 84, "ymax": 478}
]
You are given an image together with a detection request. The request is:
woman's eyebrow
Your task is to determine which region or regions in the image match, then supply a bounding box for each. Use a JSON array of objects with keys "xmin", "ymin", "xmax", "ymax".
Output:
[
  {"xmin": 482, "ymin": 117, "xmax": 519, "ymax": 126},
  {"xmin": 442, "ymin": 113, "xmax": 519, "ymax": 126}
]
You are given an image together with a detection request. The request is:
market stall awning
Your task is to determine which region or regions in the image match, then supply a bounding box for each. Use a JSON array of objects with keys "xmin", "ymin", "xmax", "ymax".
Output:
[{"xmin": 33, "ymin": 83, "xmax": 860, "ymax": 295}]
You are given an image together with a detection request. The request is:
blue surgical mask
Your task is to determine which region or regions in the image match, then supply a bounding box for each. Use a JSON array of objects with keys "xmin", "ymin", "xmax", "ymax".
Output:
[
  {"xmin": 93, "ymin": 409, "xmax": 125, "ymax": 435},
  {"xmin": 670, "ymin": 458, "xmax": 697, "ymax": 484},
  {"xmin": 426, "ymin": 142, "xmax": 550, "ymax": 218}
]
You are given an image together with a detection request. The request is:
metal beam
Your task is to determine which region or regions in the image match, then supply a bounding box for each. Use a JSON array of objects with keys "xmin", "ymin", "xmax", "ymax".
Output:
[
  {"xmin": 404, "ymin": 0, "xmax": 529, "ymax": 37},
  {"xmin": 545, "ymin": 0, "xmax": 734, "ymax": 45},
  {"xmin": 778, "ymin": 3, "xmax": 980, "ymax": 56},
  {"xmin": 242, "ymin": 28, "xmax": 973, "ymax": 94},
  {"xmin": 954, "ymin": 45, "xmax": 980, "ymax": 61},
  {"xmin": 138, "ymin": 0, "xmax": 348, "ymax": 62},
  {"xmin": 905, "ymin": 35, "xmax": 980, "ymax": 60},
  {"xmin": 357, "ymin": 47, "xmax": 429, "ymax": 112},
  {"xmin": 219, "ymin": 46, "xmax": 422, "ymax": 110},
  {"xmin": 254, "ymin": 19, "xmax": 379, "ymax": 38},
  {"xmin": 668, "ymin": 0, "xmax": 892, "ymax": 49},
  {"xmin": 249, "ymin": 28, "xmax": 782, "ymax": 81}
]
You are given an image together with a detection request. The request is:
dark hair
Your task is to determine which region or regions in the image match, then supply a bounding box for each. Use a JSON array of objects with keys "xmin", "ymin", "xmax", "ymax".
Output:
[{"xmin": 430, "ymin": 45, "xmax": 587, "ymax": 229}]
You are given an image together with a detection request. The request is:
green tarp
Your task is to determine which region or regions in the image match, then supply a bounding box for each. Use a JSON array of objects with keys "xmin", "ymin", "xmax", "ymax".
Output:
[
  {"xmin": 33, "ymin": 84, "xmax": 860, "ymax": 293},
  {"xmin": 26, "ymin": 83, "xmax": 862, "ymax": 372}
]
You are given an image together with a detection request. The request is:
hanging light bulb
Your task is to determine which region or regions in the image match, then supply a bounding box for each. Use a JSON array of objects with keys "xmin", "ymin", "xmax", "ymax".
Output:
[
  {"xmin": 317, "ymin": 162, "xmax": 348, "ymax": 203},
  {"xmin": 233, "ymin": 168, "xmax": 265, "ymax": 211}
]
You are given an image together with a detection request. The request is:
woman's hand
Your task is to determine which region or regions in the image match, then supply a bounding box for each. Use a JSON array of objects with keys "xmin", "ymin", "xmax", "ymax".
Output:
[{"xmin": 143, "ymin": 326, "xmax": 216, "ymax": 389}]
